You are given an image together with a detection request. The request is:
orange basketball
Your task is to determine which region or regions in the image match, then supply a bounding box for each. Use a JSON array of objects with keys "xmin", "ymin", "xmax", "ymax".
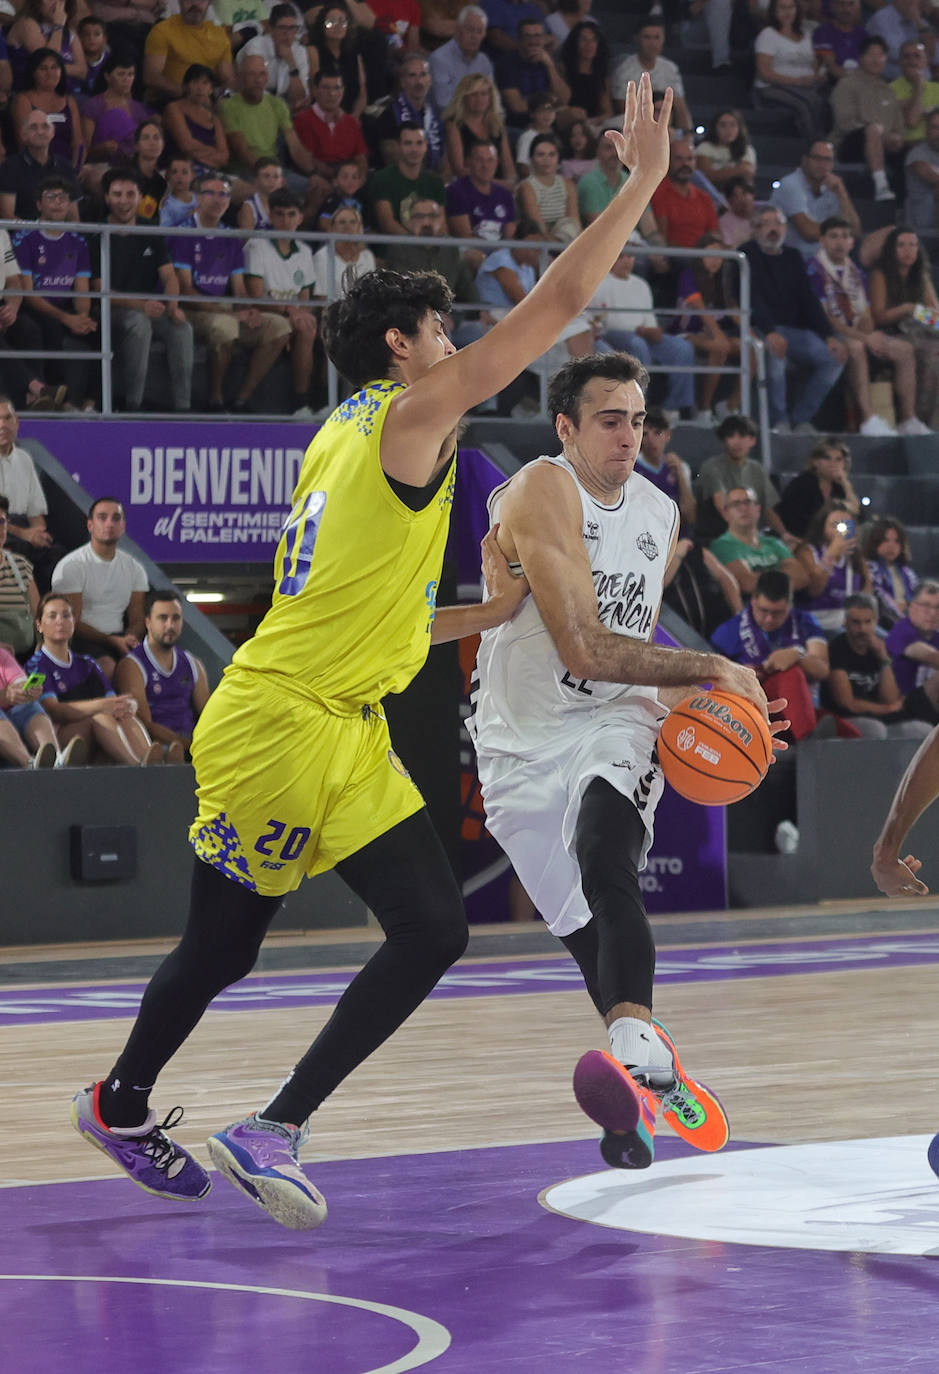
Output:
[{"xmin": 658, "ymin": 690, "xmax": 773, "ymax": 806}]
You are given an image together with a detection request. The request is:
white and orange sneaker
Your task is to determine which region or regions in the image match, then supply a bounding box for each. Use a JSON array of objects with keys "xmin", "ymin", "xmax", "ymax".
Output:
[{"xmin": 650, "ymin": 1018, "xmax": 730, "ymax": 1153}]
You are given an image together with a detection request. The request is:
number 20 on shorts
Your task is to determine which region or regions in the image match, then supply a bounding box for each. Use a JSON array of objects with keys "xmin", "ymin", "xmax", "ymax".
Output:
[{"xmin": 255, "ymin": 819, "xmax": 312, "ymax": 864}]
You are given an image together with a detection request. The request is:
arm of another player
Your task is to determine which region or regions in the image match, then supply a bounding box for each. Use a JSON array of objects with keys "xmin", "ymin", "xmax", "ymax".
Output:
[
  {"xmin": 871, "ymin": 725, "xmax": 939, "ymax": 896},
  {"xmin": 496, "ymin": 461, "xmax": 771, "ymax": 717},
  {"xmin": 382, "ymin": 76, "xmax": 674, "ymax": 481},
  {"xmin": 430, "ymin": 526, "xmax": 529, "ymax": 644}
]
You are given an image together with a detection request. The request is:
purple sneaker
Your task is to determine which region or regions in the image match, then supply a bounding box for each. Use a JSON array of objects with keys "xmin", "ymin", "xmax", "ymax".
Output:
[
  {"xmin": 70, "ymin": 1083, "xmax": 211, "ymax": 1200},
  {"xmin": 206, "ymin": 1115, "xmax": 327, "ymax": 1231}
]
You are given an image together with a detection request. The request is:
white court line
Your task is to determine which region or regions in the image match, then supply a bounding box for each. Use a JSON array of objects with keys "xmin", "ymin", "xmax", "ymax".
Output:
[{"xmin": 0, "ymin": 1274, "xmax": 451, "ymax": 1374}]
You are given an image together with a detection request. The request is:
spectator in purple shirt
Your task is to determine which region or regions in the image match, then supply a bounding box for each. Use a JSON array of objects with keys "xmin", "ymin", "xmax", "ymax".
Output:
[
  {"xmin": 173, "ymin": 171, "xmax": 291, "ymax": 413},
  {"xmin": 114, "ymin": 589, "xmax": 210, "ymax": 760},
  {"xmin": 25, "ymin": 591, "xmax": 164, "ymax": 765},
  {"xmin": 886, "ymin": 580, "xmax": 939, "ymax": 725},
  {"xmin": 15, "ymin": 175, "xmax": 97, "ymax": 410},
  {"xmin": 812, "ymin": 0, "xmax": 868, "ymax": 82},
  {"xmin": 446, "ymin": 137, "xmax": 516, "ymax": 267}
]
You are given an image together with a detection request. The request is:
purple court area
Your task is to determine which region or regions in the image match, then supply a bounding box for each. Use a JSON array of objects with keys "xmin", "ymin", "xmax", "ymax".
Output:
[
  {"xmin": 6, "ymin": 933, "xmax": 939, "ymax": 1024},
  {"xmin": 3, "ymin": 1137, "xmax": 938, "ymax": 1374}
]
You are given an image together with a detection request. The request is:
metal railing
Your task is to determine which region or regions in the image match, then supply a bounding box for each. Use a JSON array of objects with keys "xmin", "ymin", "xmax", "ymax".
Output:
[{"xmin": 0, "ymin": 219, "xmax": 762, "ymax": 456}]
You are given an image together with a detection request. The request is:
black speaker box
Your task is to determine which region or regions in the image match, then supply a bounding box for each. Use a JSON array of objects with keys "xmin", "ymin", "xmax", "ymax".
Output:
[{"xmin": 69, "ymin": 825, "xmax": 138, "ymax": 882}]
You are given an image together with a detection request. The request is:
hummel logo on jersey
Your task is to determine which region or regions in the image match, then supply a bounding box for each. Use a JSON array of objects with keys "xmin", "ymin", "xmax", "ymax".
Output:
[
  {"xmin": 584, "ymin": 520, "xmax": 599, "ymax": 541},
  {"xmin": 636, "ymin": 531, "xmax": 659, "ymax": 560}
]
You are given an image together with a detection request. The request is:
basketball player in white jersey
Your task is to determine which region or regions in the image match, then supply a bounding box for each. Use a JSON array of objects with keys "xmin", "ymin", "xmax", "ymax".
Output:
[{"xmin": 468, "ymin": 354, "xmax": 787, "ymax": 1169}]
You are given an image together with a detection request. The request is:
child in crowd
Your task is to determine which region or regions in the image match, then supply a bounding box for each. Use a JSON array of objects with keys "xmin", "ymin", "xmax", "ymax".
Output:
[
  {"xmin": 238, "ymin": 156, "xmax": 286, "ymax": 231},
  {"xmin": 316, "ymin": 158, "xmax": 366, "ymax": 231},
  {"xmin": 72, "ymin": 16, "xmax": 109, "ymax": 102},
  {"xmin": 160, "ymin": 156, "xmax": 197, "ymax": 227},
  {"xmin": 561, "ymin": 118, "xmax": 597, "ymax": 182},
  {"xmin": 514, "ymin": 91, "xmax": 559, "ymax": 179}
]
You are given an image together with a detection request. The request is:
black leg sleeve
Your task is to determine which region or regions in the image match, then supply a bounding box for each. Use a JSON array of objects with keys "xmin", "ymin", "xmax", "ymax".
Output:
[
  {"xmin": 105, "ymin": 859, "xmax": 282, "ymax": 1096},
  {"xmin": 573, "ymin": 777, "xmax": 656, "ymax": 1016},
  {"xmin": 263, "ymin": 809, "xmax": 468, "ymax": 1125}
]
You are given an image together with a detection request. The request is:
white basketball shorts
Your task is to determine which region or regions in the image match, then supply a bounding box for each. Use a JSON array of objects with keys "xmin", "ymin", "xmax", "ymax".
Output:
[{"xmin": 477, "ymin": 714, "xmax": 664, "ymax": 938}]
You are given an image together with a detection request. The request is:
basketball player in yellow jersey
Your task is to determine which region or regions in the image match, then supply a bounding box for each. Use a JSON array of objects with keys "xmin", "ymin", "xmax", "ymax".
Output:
[{"xmin": 71, "ymin": 75, "xmax": 677, "ymax": 1231}]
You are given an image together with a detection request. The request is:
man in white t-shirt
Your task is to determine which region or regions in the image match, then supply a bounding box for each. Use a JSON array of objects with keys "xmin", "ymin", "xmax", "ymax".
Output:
[
  {"xmin": 611, "ymin": 20, "xmax": 691, "ymax": 131},
  {"xmin": 244, "ymin": 188, "xmax": 319, "ymax": 416},
  {"xmin": 50, "ymin": 497, "xmax": 148, "ymax": 680},
  {"xmin": 588, "ymin": 236, "xmax": 696, "ymax": 420}
]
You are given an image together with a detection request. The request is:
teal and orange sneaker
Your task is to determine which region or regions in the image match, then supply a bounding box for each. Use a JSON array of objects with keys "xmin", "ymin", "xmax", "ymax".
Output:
[
  {"xmin": 650, "ymin": 1018, "xmax": 730, "ymax": 1153},
  {"xmin": 573, "ymin": 1050, "xmax": 658, "ymax": 1169}
]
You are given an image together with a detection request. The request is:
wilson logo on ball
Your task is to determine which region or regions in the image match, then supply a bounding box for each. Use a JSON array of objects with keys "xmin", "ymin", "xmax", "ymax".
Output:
[
  {"xmin": 687, "ymin": 695, "xmax": 753, "ymax": 747},
  {"xmin": 658, "ymin": 690, "xmax": 772, "ymax": 807}
]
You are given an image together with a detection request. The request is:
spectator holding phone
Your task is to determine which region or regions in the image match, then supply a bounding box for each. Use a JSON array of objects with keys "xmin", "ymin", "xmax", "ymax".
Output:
[
  {"xmin": 0, "ymin": 641, "xmax": 82, "ymax": 767},
  {"xmin": 24, "ymin": 591, "xmax": 163, "ymax": 765},
  {"xmin": 794, "ymin": 499, "xmax": 872, "ymax": 634}
]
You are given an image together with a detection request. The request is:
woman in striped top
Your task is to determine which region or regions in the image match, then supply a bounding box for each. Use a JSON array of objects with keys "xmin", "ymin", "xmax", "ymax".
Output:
[{"xmin": 516, "ymin": 133, "xmax": 581, "ymax": 244}]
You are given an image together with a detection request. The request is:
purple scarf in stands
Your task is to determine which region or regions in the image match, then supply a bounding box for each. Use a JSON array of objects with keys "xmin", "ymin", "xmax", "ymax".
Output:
[
  {"xmin": 394, "ymin": 94, "xmax": 442, "ymax": 167},
  {"xmin": 737, "ymin": 603, "xmax": 803, "ymax": 665}
]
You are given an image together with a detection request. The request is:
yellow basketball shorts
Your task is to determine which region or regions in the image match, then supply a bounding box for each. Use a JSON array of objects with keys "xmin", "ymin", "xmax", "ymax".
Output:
[{"xmin": 188, "ymin": 667, "xmax": 424, "ymax": 896}]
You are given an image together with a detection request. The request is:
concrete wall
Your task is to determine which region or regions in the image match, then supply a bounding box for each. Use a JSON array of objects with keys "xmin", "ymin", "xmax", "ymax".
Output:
[
  {"xmin": 728, "ymin": 737, "xmax": 939, "ymax": 907},
  {"xmin": 0, "ymin": 766, "xmax": 366, "ymax": 946}
]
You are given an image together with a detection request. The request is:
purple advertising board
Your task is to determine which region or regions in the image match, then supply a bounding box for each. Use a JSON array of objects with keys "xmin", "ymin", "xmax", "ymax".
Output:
[{"xmin": 22, "ymin": 418, "xmax": 308, "ymax": 563}]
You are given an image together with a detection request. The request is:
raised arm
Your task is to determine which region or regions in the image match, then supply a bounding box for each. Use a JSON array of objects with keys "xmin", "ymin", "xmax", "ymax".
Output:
[{"xmin": 382, "ymin": 75, "xmax": 674, "ymax": 481}]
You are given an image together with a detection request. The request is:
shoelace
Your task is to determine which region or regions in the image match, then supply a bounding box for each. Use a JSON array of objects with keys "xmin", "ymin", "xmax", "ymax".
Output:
[
  {"xmin": 659, "ymin": 1083, "xmax": 702, "ymax": 1125},
  {"xmin": 141, "ymin": 1106, "xmax": 187, "ymax": 1175},
  {"xmin": 250, "ymin": 1115, "xmax": 311, "ymax": 1160}
]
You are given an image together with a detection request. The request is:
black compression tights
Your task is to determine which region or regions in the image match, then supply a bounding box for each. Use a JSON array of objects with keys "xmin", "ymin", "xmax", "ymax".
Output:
[
  {"xmin": 559, "ymin": 778, "xmax": 656, "ymax": 1018},
  {"xmin": 101, "ymin": 810, "xmax": 468, "ymax": 1129}
]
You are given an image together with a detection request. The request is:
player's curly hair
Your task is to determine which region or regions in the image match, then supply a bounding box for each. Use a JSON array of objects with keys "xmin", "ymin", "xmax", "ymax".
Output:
[
  {"xmin": 323, "ymin": 268, "xmax": 454, "ymax": 388},
  {"xmin": 548, "ymin": 353, "xmax": 648, "ymax": 426}
]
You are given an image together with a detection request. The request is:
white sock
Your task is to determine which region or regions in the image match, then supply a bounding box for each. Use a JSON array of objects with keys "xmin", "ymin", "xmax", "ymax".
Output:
[
  {"xmin": 608, "ymin": 1017, "xmax": 672, "ymax": 1070},
  {"xmin": 872, "ymin": 169, "xmax": 889, "ymax": 191}
]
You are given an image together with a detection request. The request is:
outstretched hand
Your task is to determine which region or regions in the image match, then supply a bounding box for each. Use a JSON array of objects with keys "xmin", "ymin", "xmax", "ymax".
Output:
[
  {"xmin": 605, "ymin": 72, "xmax": 674, "ymax": 185},
  {"xmin": 871, "ymin": 850, "xmax": 928, "ymax": 898}
]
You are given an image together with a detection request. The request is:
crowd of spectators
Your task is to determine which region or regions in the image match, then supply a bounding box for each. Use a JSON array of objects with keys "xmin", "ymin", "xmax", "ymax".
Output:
[
  {"xmin": 0, "ymin": 0, "xmax": 929, "ymax": 420},
  {"xmin": 0, "ymin": 412, "xmax": 209, "ymax": 767},
  {"xmin": 0, "ymin": 0, "xmax": 938, "ymax": 803}
]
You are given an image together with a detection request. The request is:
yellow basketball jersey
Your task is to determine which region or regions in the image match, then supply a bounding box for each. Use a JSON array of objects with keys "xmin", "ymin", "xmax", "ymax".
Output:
[{"xmin": 233, "ymin": 380, "xmax": 456, "ymax": 710}]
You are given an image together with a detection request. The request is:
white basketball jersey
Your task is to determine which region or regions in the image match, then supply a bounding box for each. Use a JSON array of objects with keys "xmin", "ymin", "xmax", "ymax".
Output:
[{"xmin": 468, "ymin": 454, "xmax": 679, "ymax": 760}]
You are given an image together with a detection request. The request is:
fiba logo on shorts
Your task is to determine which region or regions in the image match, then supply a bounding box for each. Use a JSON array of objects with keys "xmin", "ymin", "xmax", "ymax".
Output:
[{"xmin": 676, "ymin": 726, "xmax": 695, "ymax": 752}]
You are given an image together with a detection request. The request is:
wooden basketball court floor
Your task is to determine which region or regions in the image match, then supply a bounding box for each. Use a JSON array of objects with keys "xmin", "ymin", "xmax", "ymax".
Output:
[{"xmin": 4, "ymin": 898, "xmax": 939, "ymax": 1374}]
